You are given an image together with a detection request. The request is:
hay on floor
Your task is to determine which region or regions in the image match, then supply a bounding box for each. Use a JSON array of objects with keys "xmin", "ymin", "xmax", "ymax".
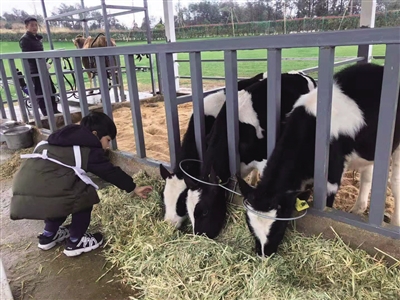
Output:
[
  {"xmin": 93, "ymin": 171, "xmax": 400, "ymax": 300},
  {"xmin": 0, "ymin": 147, "xmax": 34, "ymax": 179}
]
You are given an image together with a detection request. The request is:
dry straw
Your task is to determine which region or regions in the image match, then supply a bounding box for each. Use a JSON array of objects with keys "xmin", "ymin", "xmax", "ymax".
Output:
[
  {"xmin": 0, "ymin": 147, "xmax": 34, "ymax": 179},
  {"xmin": 93, "ymin": 171, "xmax": 400, "ymax": 299}
]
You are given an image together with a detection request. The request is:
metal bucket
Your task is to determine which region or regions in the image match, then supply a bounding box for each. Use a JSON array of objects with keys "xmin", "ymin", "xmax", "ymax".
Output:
[
  {"xmin": 0, "ymin": 121, "xmax": 21, "ymax": 143},
  {"xmin": 3, "ymin": 125, "xmax": 34, "ymax": 150}
]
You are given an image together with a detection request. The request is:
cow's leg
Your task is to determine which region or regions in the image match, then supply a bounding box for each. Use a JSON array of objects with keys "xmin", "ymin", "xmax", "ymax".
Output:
[
  {"xmin": 350, "ymin": 164, "xmax": 373, "ymax": 215},
  {"xmin": 391, "ymin": 146, "xmax": 400, "ymax": 226}
]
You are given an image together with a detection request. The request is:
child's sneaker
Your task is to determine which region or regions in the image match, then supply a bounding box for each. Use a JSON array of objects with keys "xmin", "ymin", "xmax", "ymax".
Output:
[
  {"xmin": 63, "ymin": 232, "xmax": 103, "ymax": 257},
  {"xmin": 37, "ymin": 226, "xmax": 70, "ymax": 250}
]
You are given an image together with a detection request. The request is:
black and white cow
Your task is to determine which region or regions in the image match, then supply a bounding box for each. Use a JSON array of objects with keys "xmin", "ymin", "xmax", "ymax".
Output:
[
  {"xmin": 237, "ymin": 63, "xmax": 400, "ymax": 257},
  {"xmin": 183, "ymin": 71, "xmax": 317, "ymax": 239},
  {"xmin": 159, "ymin": 72, "xmax": 268, "ymax": 229}
]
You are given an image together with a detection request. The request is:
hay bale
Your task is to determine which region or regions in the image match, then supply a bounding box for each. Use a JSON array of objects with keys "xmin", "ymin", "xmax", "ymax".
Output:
[{"xmin": 93, "ymin": 171, "xmax": 400, "ymax": 300}]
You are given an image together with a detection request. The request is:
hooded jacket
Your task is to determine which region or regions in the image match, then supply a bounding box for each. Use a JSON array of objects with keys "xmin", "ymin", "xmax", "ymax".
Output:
[{"xmin": 10, "ymin": 124, "xmax": 136, "ymax": 220}]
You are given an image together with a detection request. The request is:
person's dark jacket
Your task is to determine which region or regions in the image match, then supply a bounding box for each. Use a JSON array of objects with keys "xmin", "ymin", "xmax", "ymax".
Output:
[
  {"xmin": 10, "ymin": 124, "xmax": 136, "ymax": 220},
  {"xmin": 47, "ymin": 124, "xmax": 136, "ymax": 193},
  {"xmin": 19, "ymin": 31, "xmax": 44, "ymax": 74}
]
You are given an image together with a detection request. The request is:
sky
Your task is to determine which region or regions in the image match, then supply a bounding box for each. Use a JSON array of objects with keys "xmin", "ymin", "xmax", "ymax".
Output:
[{"xmin": 0, "ymin": 0, "xmax": 198, "ymax": 27}]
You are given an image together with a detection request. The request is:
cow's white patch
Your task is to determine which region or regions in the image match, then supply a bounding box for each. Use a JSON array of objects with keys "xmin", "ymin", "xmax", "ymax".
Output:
[
  {"xmin": 163, "ymin": 175, "xmax": 187, "ymax": 228},
  {"xmin": 390, "ymin": 145, "xmax": 400, "ymax": 226},
  {"xmin": 293, "ymin": 84, "xmax": 365, "ymax": 140},
  {"xmin": 246, "ymin": 207, "xmax": 277, "ymax": 257},
  {"xmin": 203, "ymin": 90, "xmax": 226, "ymax": 118},
  {"xmin": 240, "ymin": 159, "xmax": 268, "ymax": 179},
  {"xmin": 344, "ymin": 151, "xmax": 373, "ymax": 171},
  {"xmin": 186, "ymin": 189, "xmax": 201, "ymax": 234},
  {"xmin": 263, "ymin": 71, "xmax": 268, "ymax": 79},
  {"xmin": 327, "ymin": 182, "xmax": 339, "ymax": 195},
  {"xmin": 237, "ymin": 90, "xmax": 264, "ymax": 139}
]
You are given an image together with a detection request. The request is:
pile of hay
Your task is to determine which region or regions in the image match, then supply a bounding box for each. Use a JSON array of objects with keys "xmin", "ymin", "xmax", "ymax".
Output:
[
  {"xmin": 93, "ymin": 171, "xmax": 400, "ymax": 300},
  {"xmin": 0, "ymin": 147, "xmax": 34, "ymax": 179}
]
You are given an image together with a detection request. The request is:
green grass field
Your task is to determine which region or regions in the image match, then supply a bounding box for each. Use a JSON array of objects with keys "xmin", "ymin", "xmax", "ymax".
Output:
[{"xmin": 1, "ymin": 39, "xmax": 386, "ymax": 103}]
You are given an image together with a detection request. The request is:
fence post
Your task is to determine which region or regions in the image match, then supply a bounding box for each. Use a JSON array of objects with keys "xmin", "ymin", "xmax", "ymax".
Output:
[
  {"xmin": 224, "ymin": 50, "xmax": 240, "ymax": 176},
  {"xmin": 36, "ymin": 58, "xmax": 57, "ymax": 132},
  {"xmin": 0, "ymin": 92, "xmax": 6, "ymax": 119},
  {"xmin": 189, "ymin": 52, "xmax": 206, "ymax": 161},
  {"xmin": 21, "ymin": 59, "xmax": 42, "ymax": 128},
  {"xmin": 53, "ymin": 57, "xmax": 72, "ymax": 125},
  {"xmin": 8, "ymin": 59, "xmax": 29, "ymax": 123},
  {"xmin": 159, "ymin": 52, "xmax": 180, "ymax": 169},
  {"xmin": 266, "ymin": 49, "xmax": 282, "ymax": 159},
  {"xmin": 0, "ymin": 60, "xmax": 17, "ymax": 120},
  {"xmin": 368, "ymin": 44, "xmax": 400, "ymax": 226},
  {"xmin": 124, "ymin": 54, "xmax": 146, "ymax": 158},
  {"xmin": 96, "ymin": 56, "xmax": 117, "ymax": 150},
  {"xmin": 73, "ymin": 56, "xmax": 89, "ymax": 117},
  {"xmin": 313, "ymin": 46, "xmax": 336, "ymax": 211}
]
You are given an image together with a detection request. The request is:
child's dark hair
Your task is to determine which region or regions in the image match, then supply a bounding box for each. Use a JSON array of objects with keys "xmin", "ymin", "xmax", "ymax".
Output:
[
  {"xmin": 80, "ymin": 112, "xmax": 117, "ymax": 140},
  {"xmin": 24, "ymin": 17, "xmax": 38, "ymax": 25}
]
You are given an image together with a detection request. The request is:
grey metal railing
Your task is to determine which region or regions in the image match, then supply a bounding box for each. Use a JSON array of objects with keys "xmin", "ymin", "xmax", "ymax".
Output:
[{"xmin": 0, "ymin": 27, "xmax": 399, "ymax": 239}]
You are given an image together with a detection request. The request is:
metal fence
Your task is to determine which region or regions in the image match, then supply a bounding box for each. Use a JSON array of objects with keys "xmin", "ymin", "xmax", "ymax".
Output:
[{"xmin": 0, "ymin": 27, "xmax": 399, "ymax": 239}]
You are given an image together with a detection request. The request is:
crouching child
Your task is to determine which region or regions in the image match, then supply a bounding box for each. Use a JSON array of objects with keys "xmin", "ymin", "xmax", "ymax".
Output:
[{"xmin": 10, "ymin": 112, "xmax": 152, "ymax": 257}]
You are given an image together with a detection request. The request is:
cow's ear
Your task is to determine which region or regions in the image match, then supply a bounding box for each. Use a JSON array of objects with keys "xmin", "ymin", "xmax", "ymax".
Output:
[{"xmin": 159, "ymin": 164, "xmax": 172, "ymax": 180}]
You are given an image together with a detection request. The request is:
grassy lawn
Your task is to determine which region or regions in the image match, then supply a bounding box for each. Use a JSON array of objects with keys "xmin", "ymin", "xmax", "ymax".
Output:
[{"xmin": 1, "ymin": 38, "xmax": 386, "ymax": 104}]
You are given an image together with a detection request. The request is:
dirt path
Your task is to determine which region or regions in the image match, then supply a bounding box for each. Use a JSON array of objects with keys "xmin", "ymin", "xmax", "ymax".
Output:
[{"xmin": 0, "ymin": 177, "xmax": 133, "ymax": 300}]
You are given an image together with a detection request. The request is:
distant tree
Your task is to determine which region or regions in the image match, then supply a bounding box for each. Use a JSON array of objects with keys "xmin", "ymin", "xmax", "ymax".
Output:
[
  {"xmin": 155, "ymin": 17, "xmax": 164, "ymax": 30},
  {"xmin": 2, "ymin": 8, "xmax": 43, "ymax": 25},
  {"xmin": 140, "ymin": 15, "xmax": 157, "ymax": 30},
  {"xmin": 50, "ymin": 4, "xmax": 82, "ymax": 29}
]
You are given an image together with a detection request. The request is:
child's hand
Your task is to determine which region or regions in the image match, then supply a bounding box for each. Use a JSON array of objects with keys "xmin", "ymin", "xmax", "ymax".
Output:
[{"xmin": 133, "ymin": 186, "xmax": 153, "ymax": 198}]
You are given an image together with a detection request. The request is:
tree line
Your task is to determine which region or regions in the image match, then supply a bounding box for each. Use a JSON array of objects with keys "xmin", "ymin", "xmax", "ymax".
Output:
[
  {"xmin": 174, "ymin": 0, "xmax": 399, "ymax": 27},
  {"xmin": 1, "ymin": 0, "xmax": 399, "ymax": 31}
]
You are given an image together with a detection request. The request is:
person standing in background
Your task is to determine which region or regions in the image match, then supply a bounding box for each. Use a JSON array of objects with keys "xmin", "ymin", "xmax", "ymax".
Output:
[{"xmin": 19, "ymin": 16, "xmax": 60, "ymax": 116}]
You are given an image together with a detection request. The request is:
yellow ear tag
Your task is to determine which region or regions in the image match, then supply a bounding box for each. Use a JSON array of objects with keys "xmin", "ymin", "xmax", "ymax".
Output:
[{"xmin": 295, "ymin": 198, "xmax": 309, "ymax": 211}]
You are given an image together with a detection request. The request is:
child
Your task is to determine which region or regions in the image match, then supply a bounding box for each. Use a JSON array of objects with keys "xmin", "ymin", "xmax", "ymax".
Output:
[{"xmin": 10, "ymin": 112, "xmax": 152, "ymax": 257}]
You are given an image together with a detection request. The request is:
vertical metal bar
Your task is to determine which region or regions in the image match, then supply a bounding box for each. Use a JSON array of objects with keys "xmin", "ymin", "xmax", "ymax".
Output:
[
  {"xmin": 80, "ymin": 0, "xmax": 90, "ymax": 37},
  {"xmin": 96, "ymin": 56, "xmax": 117, "ymax": 150},
  {"xmin": 266, "ymin": 49, "xmax": 282, "ymax": 159},
  {"xmin": 159, "ymin": 52, "xmax": 180, "ymax": 169},
  {"xmin": 22, "ymin": 59, "xmax": 42, "ymax": 127},
  {"xmin": 124, "ymin": 54, "xmax": 146, "ymax": 158},
  {"xmin": 37, "ymin": 58, "xmax": 56, "ymax": 131},
  {"xmin": 369, "ymin": 44, "xmax": 400, "ymax": 226},
  {"xmin": 156, "ymin": 53, "xmax": 162, "ymax": 94},
  {"xmin": 0, "ymin": 92, "xmax": 6, "ymax": 119},
  {"xmin": 115, "ymin": 55, "xmax": 125, "ymax": 102},
  {"xmin": 41, "ymin": 0, "xmax": 54, "ymax": 50},
  {"xmin": 102, "ymin": 0, "xmax": 112, "ymax": 46},
  {"xmin": 313, "ymin": 46, "xmax": 335, "ymax": 211},
  {"xmin": 190, "ymin": 52, "xmax": 206, "ymax": 161},
  {"xmin": 73, "ymin": 56, "xmax": 89, "ymax": 116},
  {"xmin": 53, "ymin": 57, "xmax": 72, "ymax": 125},
  {"xmin": 0, "ymin": 60, "xmax": 17, "ymax": 120},
  {"xmin": 110, "ymin": 58, "xmax": 119, "ymax": 103},
  {"xmin": 144, "ymin": 0, "xmax": 156, "ymax": 95},
  {"xmin": 8, "ymin": 59, "xmax": 29, "ymax": 123},
  {"xmin": 357, "ymin": 44, "xmax": 369, "ymax": 64},
  {"xmin": 224, "ymin": 50, "xmax": 240, "ymax": 176},
  {"xmin": 101, "ymin": 0, "xmax": 119, "ymax": 102}
]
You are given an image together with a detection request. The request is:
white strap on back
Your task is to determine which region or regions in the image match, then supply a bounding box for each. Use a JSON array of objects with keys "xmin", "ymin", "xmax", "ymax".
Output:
[
  {"xmin": 73, "ymin": 146, "xmax": 82, "ymax": 169},
  {"xmin": 21, "ymin": 142, "xmax": 99, "ymax": 190}
]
